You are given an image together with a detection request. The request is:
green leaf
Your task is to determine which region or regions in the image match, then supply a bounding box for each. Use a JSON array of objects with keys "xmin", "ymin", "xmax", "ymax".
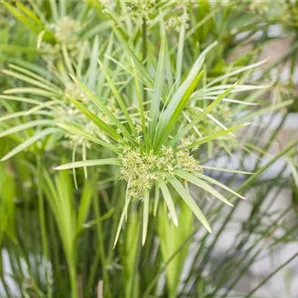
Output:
[
  {"xmin": 113, "ymin": 186, "xmax": 132, "ymax": 248},
  {"xmin": 56, "ymin": 122, "xmax": 120, "ymax": 153},
  {"xmin": 49, "ymin": 0, "xmax": 59, "ymax": 22},
  {"xmin": 175, "ymin": 22, "xmax": 186, "ymax": 87},
  {"xmin": 1, "ymin": 128, "xmax": 60, "ymax": 161},
  {"xmin": 175, "ymin": 170, "xmax": 234, "ymax": 207},
  {"xmin": 200, "ymin": 165, "xmax": 252, "ymax": 175},
  {"xmin": 61, "ymin": 44, "xmax": 75, "ymax": 74},
  {"xmin": 68, "ymin": 96, "xmax": 120, "ymax": 142},
  {"xmin": 0, "ymin": 120, "xmax": 55, "ymax": 138},
  {"xmin": 159, "ymin": 182, "xmax": 178, "ymax": 226},
  {"xmin": 3, "ymin": 1, "xmax": 42, "ymax": 33},
  {"xmin": 288, "ymin": 156, "xmax": 298, "ymax": 189},
  {"xmin": 155, "ymin": 42, "xmax": 217, "ymax": 148},
  {"xmin": 153, "ymin": 186, "xmax": 160, "ymax": 217},
  {"xmin": 0, "ymin": 95, "xmax": 40, "ymax": 105},
  {"xmin": 4, "ymin": 87, "xmax": 57, "ymax": 97},
  {"xmin": 169, "ymin": 177, "xmax": 211, "ymax": 233},
  {"xmin": 98, "ymin": 59, "xmax": 136, "ymax": 134},
  {"xmin": 186, "ymin": 123, "xmax": 250, "ymax": 149},
  {"xmin": 194, "ymin": 172, "xmax": 246, "ymax": 200},
  {"xmin": 169, "ymin": 83, "xmax": 237, "ymax": 146},
  {"xmin": 87, "ymin": 36, "xmax": 100, "ymax": 90},
  {"xmin": 0, "ymin": 102, "xmax": 54, "ymax": 122},
  {"xmin": 1, "ymin": 69, "xmax": 60, "ymax": 93},
  {"xmin": 206, "ymin": 59, "xmax": 269, "ymax": 87},
  {"xmin": 155, "ymin": 70, "xmax": 204, "ymax": 148},
  {"xmin": 235, "ymin": 99, "xmax": 293, "ymax": 124},
  {"xmin": 148, "ymin": 29, "xmax": 166, "ymax": 139},
  {"xmin": 142, "ymin": 192, "xmax": 150, "ymax": 245},
  {"xmin": 8, "ymin": 64, "xmax": 59, "ymax": 90},
  {"xmin": 0, "ymin": 44, "xmax": 42, "ymax": 53},
  {"xmin": 77, "ymin": 180, "xmax": 95, "ymax": 234},
  {"xmin": 82, "ymin": 143, "xmax": 88, "ymax": 179},
  {"xmin": 54, "ymin": 158, "xmax": 120, "ymax": 170},
  {"xmin": 113, "ymin": 26, "xmax": 153, "ymax": 86},
  {"xmin": 131, "ymin": 58, "xmax": 146, "ymax": 136},
  {"xmin": 69, "ymin": 75, "xmax": 133, "ymax": 143},
  {"xmin": 16, "ymin": 1, "xmax": 44, "ymax": 28}
]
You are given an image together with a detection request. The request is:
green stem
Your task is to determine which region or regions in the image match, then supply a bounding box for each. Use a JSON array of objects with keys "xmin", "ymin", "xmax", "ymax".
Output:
[
  {"xmin": 143, "ymin": 228, "xmax": 197, "ymax": 298},
  {"xmin": 94, "ymin": 192, "xmax": 113, "ymax": 298},
  {"xmin": 37, "ymin": 157, "xmax": 52, "ymax": 298},
  {"xmin": 129, "ymin": 208, "xmax": 142, "ymax": 298},
  {"xmin": 70, "ymin": 266, "xmax": 78, "ymax": 298},
  {"xmin": 86, "ymin": 187, "xmax": 112, "ymax": 298},
  {"xmin": 142, "ymin": 20, "xmax": 147, "ymax": 102},
  {"xmin": 186, "ymin": 140, "xmax": 298, "ymax": 292},
  {"xmin": 216, "ymin": 202, "xmax": 293, "ymax": 298},
  {"xmin": 244, "ymin": 251, "xmax": 298, "ymax": 298}
]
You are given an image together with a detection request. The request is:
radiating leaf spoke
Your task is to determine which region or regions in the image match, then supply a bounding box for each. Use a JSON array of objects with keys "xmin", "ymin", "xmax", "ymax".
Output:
[
  {"xmin": 169, "ymin": 177, "xmax": 212, "ymax": 233},
  {"xmin": 54, "ymin": 158, "xmax": 120, "ymax": 171},
  {"xmin": 159, "ymin": 182, "xmax": 178, "ymax": 226},
  {"xmin": 175, "ymin": 170, "xmax": 234, "ymax": 207},
  {"xmin": 1, "ymin": 128, "xmax": 60, "ymax": 161}
]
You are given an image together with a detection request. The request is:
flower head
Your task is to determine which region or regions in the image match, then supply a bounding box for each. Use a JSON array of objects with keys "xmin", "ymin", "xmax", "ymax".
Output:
[
  {"xmin": 125, "ymin": 0, "xmax": 156, "ymax": 26},
  {"xmin": 165, "ymin": 10, "xmax": 190, "ymax": 32},
  {"xmin": 119, "ymin": 144, "xmax": 200, "ymax": 199},
  {"xmin": 54, "ymin": 17, "xmax": 81, "ymax": 42}
]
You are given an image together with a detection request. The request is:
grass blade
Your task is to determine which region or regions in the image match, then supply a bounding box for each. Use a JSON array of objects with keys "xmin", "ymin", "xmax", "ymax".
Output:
[
  {"xmin": 169, "ymin": 83, "xmax": 237, "ymax": 146},
  {"xmin": 169, "ymin": 177, "xmax": 211, "ymax": 233},
  {"xmin": 113, "ymin": 186, "xmax": 132, "ymax": 248},
  {"xmin": 186, "ymin": 123, "xmax": 249, "ymax": 149},
  {"xmin": 1, "ymin": 128, "xmax": 60, "ymax": 161},
  {"xmin": 175, "ymin": 170, "xmax": 234, "ymax": 207},
  {"xmin": 98, "ymin": 59, "xmax": 136, "ymax": 134},
  {"xmin": 148, "ymin": 29, "xmax": 166, "ymax": 139},
  {"xmin": 194, "ymin": 172, "xmax": 246, "ymax": 200},
  {"xmin": 56, "ymin": 122, "xmax": 120, "ymax": 153},
  {"xmin": 54, "ymin": 158, "xmax": 120, "ymax": 170},
  {"xmin": 0, "ymin": 120, "xmax": 55, "ymax": 138},
  {"xmin": 69, "ymin": 96, "xmax": 120, "ymax": 141},
  {"xmin": 69, "ymin": 75, "xmax": 133, "ymax": 142},
  {"xmin": 142, "ymin": 192, "xmax": 150, "ymax": 245},
  {"xmin": 159, "ymin": 182, "xmax": 178, "ymax": 226}
]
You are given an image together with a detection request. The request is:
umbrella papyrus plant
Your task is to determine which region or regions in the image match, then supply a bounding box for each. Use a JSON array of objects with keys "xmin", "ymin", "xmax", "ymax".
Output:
[{"xmin": 54, "ymin": 39, "xmax": 250, "ymax": 246}]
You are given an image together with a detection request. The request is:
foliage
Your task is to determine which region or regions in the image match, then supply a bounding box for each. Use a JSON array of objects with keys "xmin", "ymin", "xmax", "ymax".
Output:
[{"xmin": 0, "ymin": 1, "xmax": 297, "ymax": 298}]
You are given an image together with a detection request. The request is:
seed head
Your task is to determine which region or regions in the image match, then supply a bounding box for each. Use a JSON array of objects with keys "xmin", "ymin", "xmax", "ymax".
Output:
[
  {"xmin": 119, "ymin": 145, "xmax": 200, "ymax": 199},
  {"xmin": 54, "ymin": 17, "xmax": 81, "ymax": 42},
  {"xmin": 125, "ymin": 0, "xmax": 156, "ymax": 26}
]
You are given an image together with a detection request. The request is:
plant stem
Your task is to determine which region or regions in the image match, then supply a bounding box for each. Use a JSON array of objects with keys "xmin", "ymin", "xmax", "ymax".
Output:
[
  {"xmin": 143, "ymin": 228, "xmax": 197, "ymax": 298},
  {"xmin": 244, "ymin": 251, "xmax": 298, "ymax": 298},
  {"xmin": 142, "ymin": 19, "xmax": 147, "ymax": 102},
  {"xmin": 94, "ymin": 192, "xmax": 113, "ymax": 298},
  {"xmin": 37, "ymin": 156, "xmax": 52, "ymax": 298},
  {"xmin": 129, "ymin": 208, "xmax": 143, "ymax": 298},
  {"xmin": 70, "ymin": 266, "xmax": 79, "ymax": 298}
]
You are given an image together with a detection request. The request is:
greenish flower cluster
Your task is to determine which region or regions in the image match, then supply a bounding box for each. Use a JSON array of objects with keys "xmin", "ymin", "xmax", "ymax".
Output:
[
  {"xmin": 54, "ymin": 17, "xmax": 81, "ymax": 42},
  {"xmin": 64, "ymin": 122, "xmax": 99, "ymax": 148},
  {"xmin": 53, "ymin": 86, "xmax": 100, "ymax": 148},
  {"xmin": 125, "ymin": 0, "xmax": 156, "ymax": 26},
  {"xmin": 64, "ymin": 83, "xmax": 88, "ymax": 103},
  {"xmin": 165, "ymin": 11, "xmax": 190, "ymax": 32},
  {"xmin": 119, "ymin": 145, "xmax": 200, "ymax": 198},
  {"xmin": 196, "ymin": 104, "xmax": 233, "ymax": 135},
  {"xmin": 249, "ymin": 0, "xmax": 268, "ymax": 14},
  {"xmin": 55, "ymin": 104, "xmax": 98, "ymax": 148},
  {"xmin": 41, "ymin": 17, "xmax": 88, "ymax": 63},
  {"xmin": 189, "ymin": 104, "xmax": 238, "ymax": 150}
]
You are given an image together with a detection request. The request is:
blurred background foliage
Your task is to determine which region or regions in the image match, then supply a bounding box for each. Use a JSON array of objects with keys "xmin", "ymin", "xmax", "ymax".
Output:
[{"xmin": 0, "ymin": 1, "xmax": 298, "ymax": 298}]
